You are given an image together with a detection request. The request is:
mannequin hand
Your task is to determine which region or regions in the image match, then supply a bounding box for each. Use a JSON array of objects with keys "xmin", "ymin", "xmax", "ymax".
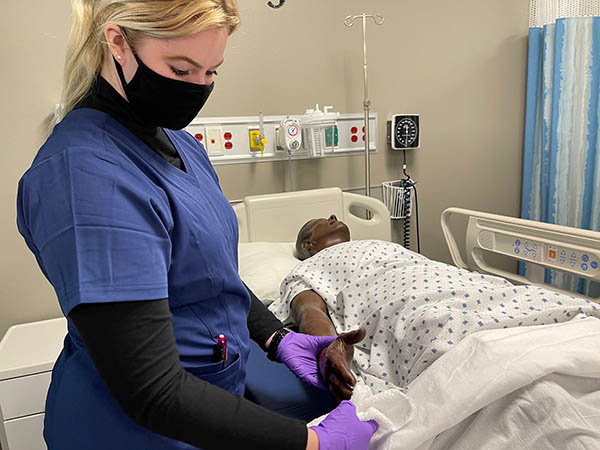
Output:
[
  {"xmin": 310, "ymin": 400, "xmax": 378, "ymax": 450},
  {"xmin": 318, "ymin": 328, "xmax": 366, "ymax": 403},
  {"xmin": 276, "ymin": 331, "xmax": 337, "ymax": 390}
]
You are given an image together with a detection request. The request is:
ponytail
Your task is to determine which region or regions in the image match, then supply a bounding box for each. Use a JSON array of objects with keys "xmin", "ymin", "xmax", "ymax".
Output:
[{"xmin": 53, "ymin": 0, "xmax": 104, "ymax": 128}]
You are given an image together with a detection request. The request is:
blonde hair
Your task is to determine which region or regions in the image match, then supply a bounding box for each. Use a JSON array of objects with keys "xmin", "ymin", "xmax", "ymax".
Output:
[{"xmin": 53, "ymin": 0, "xmax": 240, "ymax": 128}]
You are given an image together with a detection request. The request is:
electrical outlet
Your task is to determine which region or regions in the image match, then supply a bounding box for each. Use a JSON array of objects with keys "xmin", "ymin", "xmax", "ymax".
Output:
[
  {"xmin": 222, "ymin": 130, "xmax": 234, "ymax": 151},
  {"xmin": 188, "ymin": 126, "xmax": 206, "ymax": 145},
  {"xmin": 345, "ymin": 121, "xmax": 365, "ymax": 148},
  {"xmin": 205, "ymin": 127, "xmax": 224, "ymax": 156}
]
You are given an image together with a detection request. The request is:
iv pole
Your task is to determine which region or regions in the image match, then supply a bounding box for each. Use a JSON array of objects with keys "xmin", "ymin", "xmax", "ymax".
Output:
[{"xmin": 344, "ymin": 13, "xmax": 384, "ymax": 198}]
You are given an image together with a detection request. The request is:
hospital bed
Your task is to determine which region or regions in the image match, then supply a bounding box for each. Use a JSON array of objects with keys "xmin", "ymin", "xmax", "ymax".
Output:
[{"xmin": 236, "ymin": 187, "xmax": 600, "ymax": 449}]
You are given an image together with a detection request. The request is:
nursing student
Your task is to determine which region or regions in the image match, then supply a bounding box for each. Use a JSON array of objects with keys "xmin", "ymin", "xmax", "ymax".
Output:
[{"xmin": 15, "ymin": 1, "xmax": 377, "ymax": 449}]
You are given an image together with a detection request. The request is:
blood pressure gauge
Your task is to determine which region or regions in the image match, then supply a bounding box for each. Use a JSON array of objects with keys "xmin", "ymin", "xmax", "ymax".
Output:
[{"xmin": 387, "ymin": 114, "xmax": 420, "ymax": 150}]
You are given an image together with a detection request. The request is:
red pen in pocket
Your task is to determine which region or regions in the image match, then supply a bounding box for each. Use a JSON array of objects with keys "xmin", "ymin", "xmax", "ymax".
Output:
[{"xmin": 217, "ymin": 334, "xmax": 228, "ymax": 369}]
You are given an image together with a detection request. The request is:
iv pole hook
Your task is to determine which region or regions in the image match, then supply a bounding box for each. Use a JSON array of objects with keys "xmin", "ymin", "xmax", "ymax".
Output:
[{"xmin": 267, "ymin": 0, "xmax": 286, "ymax": 8}]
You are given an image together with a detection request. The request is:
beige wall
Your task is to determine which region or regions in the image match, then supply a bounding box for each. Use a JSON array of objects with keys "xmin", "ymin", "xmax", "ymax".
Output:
[{"xmin": 0, "ymin": 0, "xmax": 529, "ymax": 336}]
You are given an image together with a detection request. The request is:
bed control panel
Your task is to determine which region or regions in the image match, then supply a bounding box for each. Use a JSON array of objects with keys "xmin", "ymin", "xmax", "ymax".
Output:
[
  {"xmin": 480, "ymin": 232, "xmax": 600, "ymax": 278},
  {"xmin": 544, "ymin": 245, "xmax": 599, "ymax": 273}
]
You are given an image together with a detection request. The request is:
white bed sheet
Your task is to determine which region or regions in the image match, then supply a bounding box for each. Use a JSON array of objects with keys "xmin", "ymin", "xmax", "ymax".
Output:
[{"xmin": 309, "ymin": 316, "xmax": 600, "ymax": 450}]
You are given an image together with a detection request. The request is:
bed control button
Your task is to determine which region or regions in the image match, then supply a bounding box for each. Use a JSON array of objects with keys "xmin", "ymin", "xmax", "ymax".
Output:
[
  {"xmin": 581, "ymin": 263, "xmax": 589, "ymax": 271},
  {"xmin": 582, "ymin": 254, "xmax": 590, "ymax": 262},
  {"xmin": 591, "ymin": 261, "xmax": 598, "ymax": 270}
]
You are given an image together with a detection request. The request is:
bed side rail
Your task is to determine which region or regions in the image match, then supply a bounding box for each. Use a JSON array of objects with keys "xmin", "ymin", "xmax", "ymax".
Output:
[
  {"xmin": 341, "ymin": 191, "xmax": 391, "ymax": 242},
  {"xmin": 441, "ymin": 208, "xmax": 600, "ymax": 299}
]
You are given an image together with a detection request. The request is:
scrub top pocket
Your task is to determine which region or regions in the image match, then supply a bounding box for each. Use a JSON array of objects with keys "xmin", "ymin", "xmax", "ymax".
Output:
[{"xmin": 187, "ymin": 354, "xmax": 242, "ymax": 393}]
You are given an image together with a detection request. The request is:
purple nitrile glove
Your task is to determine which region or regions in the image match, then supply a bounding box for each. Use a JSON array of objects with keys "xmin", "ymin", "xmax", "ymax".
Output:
[
  {"xmin": 310, "ymin": 400, "xmax": 378, "ymax": 450},
  {"xmin": 276, "ymin": 331, "xmax": 337, "ymax": 390}
]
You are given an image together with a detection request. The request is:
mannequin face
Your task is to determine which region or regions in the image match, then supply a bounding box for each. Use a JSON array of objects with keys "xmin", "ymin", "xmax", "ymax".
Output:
[
  {"xmin": 102, "ymin": 25, "xmax": 228, "ymax": 99},
  {"xmin": 300, "ymin": 214, "xmax": 351, "ymax": 257}
]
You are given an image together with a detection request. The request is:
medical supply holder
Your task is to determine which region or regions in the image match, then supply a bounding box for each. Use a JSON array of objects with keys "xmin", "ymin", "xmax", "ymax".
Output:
[{"xmin": 382, "ymin": 180, "xmax": 414, "ymax": 220}]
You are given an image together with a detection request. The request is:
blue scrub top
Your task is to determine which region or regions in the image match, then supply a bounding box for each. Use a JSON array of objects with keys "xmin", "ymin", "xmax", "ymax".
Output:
[{"xmin": 17, "ymin": 109, "xmax": 251, "ymax": 449}]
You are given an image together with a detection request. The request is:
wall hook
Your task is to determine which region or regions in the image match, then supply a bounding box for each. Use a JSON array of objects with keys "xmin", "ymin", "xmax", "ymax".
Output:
[{"xmin": 267, "ymin": 0, "xmax": 286, "ymax": 8}]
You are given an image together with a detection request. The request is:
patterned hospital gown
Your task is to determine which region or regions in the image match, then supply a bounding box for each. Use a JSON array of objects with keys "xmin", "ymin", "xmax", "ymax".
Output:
[{"xmin": 268, "ymin": 240, "xmax": 600, "ymax": 393}]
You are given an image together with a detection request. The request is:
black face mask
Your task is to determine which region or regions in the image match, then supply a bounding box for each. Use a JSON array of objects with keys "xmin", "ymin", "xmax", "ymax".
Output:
[{"xmin": 114, "ymin": 54, "xmax": 214, "ymax": 130}]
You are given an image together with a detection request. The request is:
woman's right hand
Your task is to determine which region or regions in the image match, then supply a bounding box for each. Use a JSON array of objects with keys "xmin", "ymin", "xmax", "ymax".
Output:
[{"xmin": 308, "ymin": 400, "xmax": 378, "ymax": 450}]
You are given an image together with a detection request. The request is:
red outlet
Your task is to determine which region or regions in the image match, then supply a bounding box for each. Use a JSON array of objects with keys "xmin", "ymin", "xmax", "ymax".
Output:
[{"xmin": 194, "ymin": 133, "xmax": 204, "ymax": 141}]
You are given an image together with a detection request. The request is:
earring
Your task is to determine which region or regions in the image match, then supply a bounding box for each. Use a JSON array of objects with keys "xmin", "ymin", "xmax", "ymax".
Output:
[{"xmin": 115, "ymin": 54, "xmax": 122, "ymax": 60}]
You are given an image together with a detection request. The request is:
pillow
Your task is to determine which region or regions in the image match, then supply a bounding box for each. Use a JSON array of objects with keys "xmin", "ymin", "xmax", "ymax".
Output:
[{"xmin": 238, "ymin": 242, "xmax": 300, "ymax": 306}]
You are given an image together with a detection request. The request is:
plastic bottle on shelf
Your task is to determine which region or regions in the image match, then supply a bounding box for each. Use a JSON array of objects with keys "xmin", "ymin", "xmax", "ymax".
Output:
[{"xmin": 301, "ymin": 104, "xmax": 339, "ymax": 158}]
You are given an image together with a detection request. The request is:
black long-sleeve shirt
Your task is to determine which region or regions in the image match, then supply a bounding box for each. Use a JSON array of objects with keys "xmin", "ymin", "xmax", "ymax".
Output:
[{"xmin": 69, "ymin": 75, "xmax": 305, "ymax": 449}]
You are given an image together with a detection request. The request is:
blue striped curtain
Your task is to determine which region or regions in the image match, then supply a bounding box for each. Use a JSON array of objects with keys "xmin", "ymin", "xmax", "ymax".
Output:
[{"xmin": 521, "ymin": 16, "xmax": 600, "ymax": 296}]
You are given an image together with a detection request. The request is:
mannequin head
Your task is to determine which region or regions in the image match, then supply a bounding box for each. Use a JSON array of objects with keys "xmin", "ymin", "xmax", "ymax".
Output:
[{"xmin": 295, "ymin": 215, "xmax": 351, "ymax": 260}]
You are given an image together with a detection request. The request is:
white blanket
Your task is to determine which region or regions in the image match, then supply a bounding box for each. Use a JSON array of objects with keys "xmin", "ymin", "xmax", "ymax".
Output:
[
  {"xmin": 268, "ymin": 240, "xmax": 600, "ymax": 448},
  {"xmin": 309, "ymin": 316, "xmax": 600, "ymax": 449}
]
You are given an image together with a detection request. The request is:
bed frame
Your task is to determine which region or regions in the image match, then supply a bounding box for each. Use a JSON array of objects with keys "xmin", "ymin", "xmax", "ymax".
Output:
[{"xmin": 234, "ymin": 188, "xmax": 600, "ymax": 300}]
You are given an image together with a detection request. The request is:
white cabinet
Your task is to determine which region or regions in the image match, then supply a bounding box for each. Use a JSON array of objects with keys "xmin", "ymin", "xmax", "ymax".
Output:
[
  {"xmin": 4, "ymin": 414, "xmax": 46, "ymax": 450},
  {"xmin": 0, "ymin": 318, "xmax": 67, "ymax": 450}
]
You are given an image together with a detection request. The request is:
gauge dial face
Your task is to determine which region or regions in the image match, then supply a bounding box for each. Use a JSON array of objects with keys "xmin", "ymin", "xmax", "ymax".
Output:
[
  {"xmin": 395, "ymin": 117, "xmax": 418, "ymax": 148},
  {"xmin": 287, "ymin": 123, "xmax": 299, "ymax": 137}
]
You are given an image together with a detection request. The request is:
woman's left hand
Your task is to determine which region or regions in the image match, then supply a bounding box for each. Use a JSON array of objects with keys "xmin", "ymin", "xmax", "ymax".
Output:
[{"xmin": 317, "ymin": 328, "xmax": 366, "ymax": 404}]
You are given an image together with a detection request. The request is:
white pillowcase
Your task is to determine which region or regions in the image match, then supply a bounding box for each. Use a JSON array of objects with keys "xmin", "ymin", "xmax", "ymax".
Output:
[{"xmin": 238, "ymin": 242, "xmax": 300, "ymax": 306}]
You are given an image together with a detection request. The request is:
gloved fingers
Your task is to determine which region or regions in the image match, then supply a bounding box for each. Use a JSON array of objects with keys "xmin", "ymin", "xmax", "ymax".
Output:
[
  {"xmin": 340, "ymin": 401, "xmax": 380, "ymax": 432},
  {"xmin": 314, "ymin": 334, "xmax": 338, "ymax": 352},
  {"xmin": 312, "ymin": 400, "xmax": 378, "ymax": 450},
  {"xmin": 312, "ymin": 377, "xmax": 329, "ymax": 392},
  {"xmin": 338, "ymin": 328, "xmax": 366, "ymax": 346},
  {"xmin": 365, "ymin": 419, "xmax": 379, "ymax": 434}
]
